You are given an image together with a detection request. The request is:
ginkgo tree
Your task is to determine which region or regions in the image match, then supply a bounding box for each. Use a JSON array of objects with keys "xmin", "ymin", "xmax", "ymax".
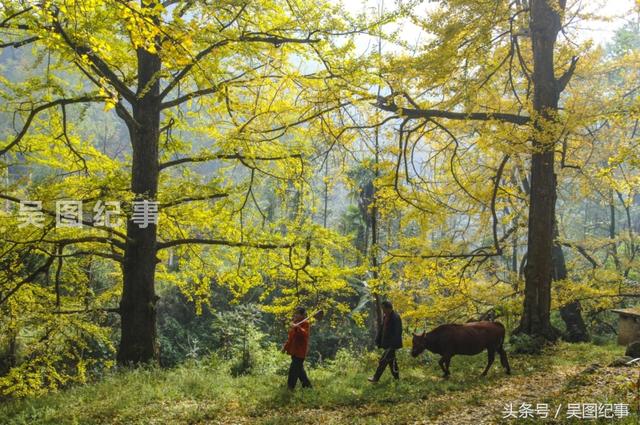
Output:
[
  {"xmin": 360, "ymin": 0, "xmax": 635, "ymax": 341},
  {"xmin": 548, "ymin": 18, "xmax": 640, "ymax": 329},
  {"xmin": 0, "ymin": 0, "xmax": 362, "ymax": 375}
]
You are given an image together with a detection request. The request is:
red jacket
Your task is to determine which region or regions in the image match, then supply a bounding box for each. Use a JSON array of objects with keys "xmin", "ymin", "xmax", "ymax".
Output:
[{"xmin": 284, "ymin": 321, "xmax": 310, "ymax": 359}]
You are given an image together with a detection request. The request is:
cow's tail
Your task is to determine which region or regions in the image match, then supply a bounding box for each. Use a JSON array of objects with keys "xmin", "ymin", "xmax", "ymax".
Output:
[
  {"xmin": 494, "ymin": 321, "xmax": 506, "ymax": 348},
  {"xmin": 494, "ymin": 321, "xmax": 511, "ymax": 374}
]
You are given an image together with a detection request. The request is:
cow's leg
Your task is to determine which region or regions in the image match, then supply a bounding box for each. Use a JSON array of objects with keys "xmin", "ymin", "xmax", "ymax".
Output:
[
  {"xmin": 442, "ymin": 355, "xmax": 452, "ymax": 378},
  {"xmin": 438, "ymin": 357, "xmax": 447, "ymax": 377},
  {"xmin": 498, "ymin": 346, "xmax": 511, "ymax": 375},
  {"xmin": 481, "ymin": 349, "xmax": 495, "ymax": 376}
]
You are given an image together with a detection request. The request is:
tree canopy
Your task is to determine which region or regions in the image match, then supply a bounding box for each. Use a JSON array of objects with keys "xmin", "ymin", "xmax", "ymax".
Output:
[{"xmin": 1, "ymin": 0, "xmax": 639, "ymax": 398}]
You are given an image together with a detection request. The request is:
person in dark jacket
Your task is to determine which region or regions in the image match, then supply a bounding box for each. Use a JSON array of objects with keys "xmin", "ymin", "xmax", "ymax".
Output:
[
  {"xmin": 282, "ymin": 306, "xmax": 312, "ymax": 390},
  {"xmin": 368, "ymin": 300, "xmax": 402, "ymax": 382}
]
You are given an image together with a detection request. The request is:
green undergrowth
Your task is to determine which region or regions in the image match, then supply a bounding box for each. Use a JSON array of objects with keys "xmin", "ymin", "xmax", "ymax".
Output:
[{"xmin": 1, "ymin": 342, "xmax": 637, "ymax": 425}]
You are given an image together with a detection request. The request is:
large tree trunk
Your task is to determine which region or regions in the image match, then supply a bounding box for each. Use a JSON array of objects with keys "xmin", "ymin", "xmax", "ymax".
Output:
[
  {"xmin": 117, "ymin": 44, "xmax": 162, "ymax": 365},
  {"xmin": 559, "ymin": 300, "xmax": 589, "ymax": 342},
  {"xmin": 518, "ymin": 151, "xmax": 559, "ymax": 339},
  {"xmin": 553, "ymin": 223, "xmax": 589, "ymax": 342},
  {"xmin": 515, "ymin": 0, "xmax": 567, "ymax": 341}
]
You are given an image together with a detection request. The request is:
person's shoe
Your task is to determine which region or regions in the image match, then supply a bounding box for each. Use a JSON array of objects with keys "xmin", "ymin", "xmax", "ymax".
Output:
[{"xmin": 367, "ymin": 377, "xmax": 378, "ymax": 383}]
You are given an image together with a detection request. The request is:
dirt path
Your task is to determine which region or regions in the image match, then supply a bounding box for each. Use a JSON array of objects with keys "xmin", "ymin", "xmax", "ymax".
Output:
[
  {"xmin": 417, "ymin": 365, "xmax": 584, "ymax": 424},
  {"xmin": 232, "ymin": 363, "xmax": 639, "ymax": 425},
  {"xmin": 395, "ymin": 364, "xmax": 637, "ymax": 425}
]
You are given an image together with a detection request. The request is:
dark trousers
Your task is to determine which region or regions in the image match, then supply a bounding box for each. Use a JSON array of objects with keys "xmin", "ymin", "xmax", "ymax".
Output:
[
  {"xmin": 373, "ymin": 348, "xmax": 399, "ymax": 380},
  {"xmin": 287, "ymin": 356, "xmax": 311, "ymax": 389}
]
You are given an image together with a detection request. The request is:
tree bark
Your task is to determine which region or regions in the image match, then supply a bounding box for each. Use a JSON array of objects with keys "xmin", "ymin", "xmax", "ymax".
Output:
[
  {"xmin": 117, "ymin": 30, "xmax": 162, "ymax": 365},
  {"xmin": 553, "ymin": 222, "xmax": 589, "ymax": 342},
  {"xmin": 511, "ymin": 219, "xmax": 518, "ymax": 273},
  {"xmin": 609, "ymin": 192, "xmax": 621, "ymax": 270},
  {"xmin": 370, "ymin": 198, "xmax": 382, "ymax": 330},
  {"xmin": 559, "ymin": 300, "xmax": 589, "ymax": 342},
  {"xmin": 515, "ymin": 0, "xmax": 568, "ymax": 341}
]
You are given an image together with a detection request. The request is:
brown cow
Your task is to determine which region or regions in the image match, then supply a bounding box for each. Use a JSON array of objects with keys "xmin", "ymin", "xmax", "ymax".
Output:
[{"xmin": 411, "ymin": 321, "xmax": 511, "ymax": 378}]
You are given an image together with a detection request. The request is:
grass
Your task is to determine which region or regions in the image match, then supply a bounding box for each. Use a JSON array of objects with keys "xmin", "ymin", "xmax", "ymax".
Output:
[{"xmin": 1, "ymin": 342, "xmax": 638, "ymax": 424}]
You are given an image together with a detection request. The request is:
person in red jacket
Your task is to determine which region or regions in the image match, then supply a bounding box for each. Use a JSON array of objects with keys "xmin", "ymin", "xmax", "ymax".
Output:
[{"xmin": 282, "ymin": 306, "xmax": 312, "ymax": 390}]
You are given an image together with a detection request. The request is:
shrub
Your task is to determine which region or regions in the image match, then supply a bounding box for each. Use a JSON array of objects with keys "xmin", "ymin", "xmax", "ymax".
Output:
[{"xmin": 508, "ymin": 333, "xmax": 546, "ymax": 354}]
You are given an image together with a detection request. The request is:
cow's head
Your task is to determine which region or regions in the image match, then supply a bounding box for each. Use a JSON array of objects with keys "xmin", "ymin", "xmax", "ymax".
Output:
[{"xmin": 411, "ymin": 331, "xmax": 428, "ymax": 357}]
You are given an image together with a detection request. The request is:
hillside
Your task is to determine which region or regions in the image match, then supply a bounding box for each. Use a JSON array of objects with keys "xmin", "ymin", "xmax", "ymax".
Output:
[{"xmin": 1, "ymin": 342, "xmax": 638, "ymax": 425}]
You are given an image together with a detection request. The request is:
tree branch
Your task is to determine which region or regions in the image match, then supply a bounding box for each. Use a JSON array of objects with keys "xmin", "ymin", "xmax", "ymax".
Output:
[
  {"xmin": 160, "ymin": 33, "xmax": 319, "ymax": 100},
  {"xmin": 52, "ymin": 307, "xmax": 120, "ymax": 315},
  {"xmin": 160, "ymin": 39, "xmax": 230, "ymax": 99},
  {"xmin": 160, "ymin": 193, "xmax": 229, "ymax": 209},
  {"xmin": 0, "ymin": 96, "xmax": 106, "ymax": 156},
  {"xmin": 159, "ymin": 152, "xmax": 302, "ymax": 170},
  {"xmin": 0, "ymin": 255, "xmax": 55, "ymax": 305},
  {"xmin": 491, "ymin": 155, "xmax": 510, "ymax": 255},
  {"xmin": 51, "ymin": 12, "xmax": 136, "ymax": 103},
  {"xmin": 0, "ymin": 36, "xmax": 39, "ymax": 48},
  {"xmin": 556, "ymin": 56, "xmax": 578, "ymax": 93},
  {"xmin": 160, "ymin": 85, "xmax": 222, "ymax": 110},
  {"xmin": 0, "ymin": 6, "xmax": 33, "ymax": 28},
  {"xmin": 559, "ymin": 241, "xmax": 599, "ymax": 269},
  {"xmin": 374, "ymin": 96, "xmax": 530, "ymax": 125},
  {"xmin": 36, "ymin": 246, "xmax": 124, "ymax": 263},
  {"xmin": 157, "ymin": 238, "xmax": 294, "ymax": 250}
]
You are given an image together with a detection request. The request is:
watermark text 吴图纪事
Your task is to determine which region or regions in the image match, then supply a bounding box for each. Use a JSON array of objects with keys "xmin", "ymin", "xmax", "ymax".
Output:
[{"xmin": 14, "ymin": 199, "xmax": 159, "ymax": 229}]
